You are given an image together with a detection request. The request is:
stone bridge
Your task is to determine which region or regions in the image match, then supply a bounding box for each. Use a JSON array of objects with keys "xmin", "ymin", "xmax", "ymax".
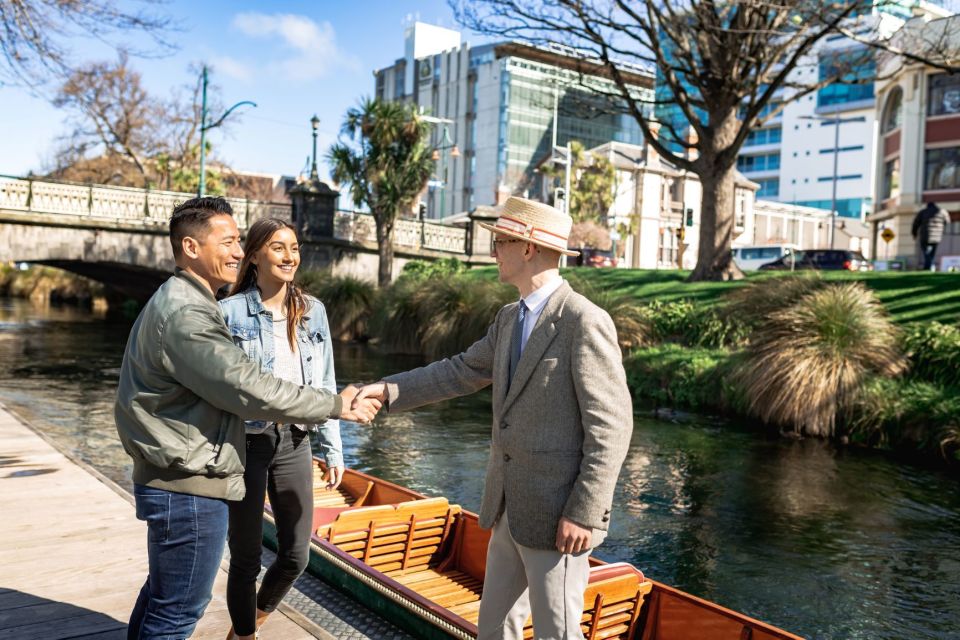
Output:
[{"xmin": 0, "ymin": 175, "xmax": 495, "ymax": 300}]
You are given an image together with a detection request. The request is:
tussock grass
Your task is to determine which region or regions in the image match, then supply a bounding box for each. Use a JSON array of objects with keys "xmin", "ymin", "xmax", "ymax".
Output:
[
  {"xmin": 298, "ymin": 271, "xmax": 377, "ymax": 341},
  {"xmin": 736, "ymin": 282, "xmax": 906, "ymax": 438}
]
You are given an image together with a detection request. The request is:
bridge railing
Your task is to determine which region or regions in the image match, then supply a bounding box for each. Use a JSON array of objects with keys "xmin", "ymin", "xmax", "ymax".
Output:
[
  {"xmin": 0, "ymin": 175, "xmax": 291, "ymax": 229},
  {"xmin": 333, "ymin": 211, "xmax": 467, "ymax": 254}
]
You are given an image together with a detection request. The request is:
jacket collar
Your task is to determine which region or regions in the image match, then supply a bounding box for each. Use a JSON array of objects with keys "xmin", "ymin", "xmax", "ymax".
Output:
[
  {"xmin": 174, "ymin": 267, "xmax": 217, "ymax": 303},
  {"xmin": 240, "ymin": 285, "xmax": 312, "ymax": 321}
]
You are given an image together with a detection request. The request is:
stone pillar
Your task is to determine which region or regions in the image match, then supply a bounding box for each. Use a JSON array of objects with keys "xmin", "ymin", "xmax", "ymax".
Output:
[
  {"xmin": 288, "ymin": 177, "xmax": 339, "ymax": 242},
  {"xmin": 466, "ymin": 205, "xmax": 499, "ymax": 265}
]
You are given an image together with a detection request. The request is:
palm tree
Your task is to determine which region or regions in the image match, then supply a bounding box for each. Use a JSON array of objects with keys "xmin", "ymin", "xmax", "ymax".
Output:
[{"xmin": 328, "ymin": 98, "xmax": 434, "ymax": 286}]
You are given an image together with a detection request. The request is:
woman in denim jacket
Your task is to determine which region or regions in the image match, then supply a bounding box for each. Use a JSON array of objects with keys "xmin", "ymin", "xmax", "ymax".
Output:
[{"xmin": 219, "ymin": 218, "xmax": 343, "ymax": 640}]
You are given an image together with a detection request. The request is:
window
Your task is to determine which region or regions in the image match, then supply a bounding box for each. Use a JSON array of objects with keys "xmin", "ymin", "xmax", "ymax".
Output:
[
  {"xmin": 740, "ymin": 247, "xmax": 782, "ymax": 261},
  {"xmin": 744, "ymin": 126, "xmax": 782, "ymax": 146},
  {"xmin": 925, "ymin": 147, "xmax": 960, "ymax": 190},
  {"xmin": 737, "ymin": 152, "xmax": 780, "ymax": 172},
  {"xmin": 883, "ymin": 157, "xmax": 900, "ymax": 200},
  {"xmin": 756, "ymin": 178, "xmax": 779, "ymax": 197},
  {"xmin": 817, "ymin": 174, "xmax": 862, "ymax": 182},
  {"xmin": 928, "ymin": 74, "xmax": 960, "ymax": 116},
  {"xmin": 817, "ymin": 47, "xmax": 875, "ymax": 108},
  {"xmin": 882, "ymin": 87, "xmax": 903, "ymax": 133}
]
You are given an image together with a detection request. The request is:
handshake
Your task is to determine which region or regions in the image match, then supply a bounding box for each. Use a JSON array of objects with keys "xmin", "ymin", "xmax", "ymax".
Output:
[{"xmin": 337, "ymin": 382, "xmax": 388, "ymax": 424}]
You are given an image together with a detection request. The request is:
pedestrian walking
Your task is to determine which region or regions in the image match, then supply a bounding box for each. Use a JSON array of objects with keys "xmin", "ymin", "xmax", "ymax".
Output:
[{"xmin": 911, "ymin": 201, "xmax": 952, "ymax": 270}]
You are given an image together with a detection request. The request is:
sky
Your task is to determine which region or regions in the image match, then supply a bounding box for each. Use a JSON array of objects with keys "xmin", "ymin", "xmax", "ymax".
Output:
[{"xmin": 0, "ymin": 0, "xmax": 483, "ymax": 183}]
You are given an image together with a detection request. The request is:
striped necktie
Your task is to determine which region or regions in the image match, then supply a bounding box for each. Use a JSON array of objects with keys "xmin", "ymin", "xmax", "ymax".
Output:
[{"xmin": 508, "ymin": 300, "xmax": 527, "ymax": 385}]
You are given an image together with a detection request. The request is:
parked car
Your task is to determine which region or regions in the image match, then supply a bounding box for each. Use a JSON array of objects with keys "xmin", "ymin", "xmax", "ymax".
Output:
[
  {"xmin": 732, "ymin": 244, "xmax": 797, "ymax": 271},
  {"xmin": 758, "ymin": 249, "xmax": 873, "ymax": 271},
  {"xmin": 568, "ymin": 247, "xmax": 618, "ymax": 268}
]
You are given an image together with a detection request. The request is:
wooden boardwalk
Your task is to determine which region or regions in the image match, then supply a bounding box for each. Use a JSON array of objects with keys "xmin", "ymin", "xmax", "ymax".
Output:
[{"xmin": 0, "ymin": 404, "xmax": 325, "ymax": 639}]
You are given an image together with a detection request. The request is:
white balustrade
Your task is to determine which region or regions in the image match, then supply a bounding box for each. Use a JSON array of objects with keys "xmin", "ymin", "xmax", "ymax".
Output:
[
  {"xmin": 0, "ymin": 177, "xmax": 30, "ymax": 211},
  {"xmin": 90, "ymin": 186, "xmax": 146, "ymax": 222},
  {"xmin": 2, "ymin": 176, "xmax": 469, "ymax": 258},
  {"xmin": 29, "ymin": 182, "xmax": 90, "ymax": 216}
]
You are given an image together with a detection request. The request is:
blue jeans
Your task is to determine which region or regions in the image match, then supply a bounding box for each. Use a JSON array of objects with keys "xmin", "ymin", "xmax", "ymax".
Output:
[{"xmin": 128, "ymin": 484, "xmax": 229, "ymax": 640}]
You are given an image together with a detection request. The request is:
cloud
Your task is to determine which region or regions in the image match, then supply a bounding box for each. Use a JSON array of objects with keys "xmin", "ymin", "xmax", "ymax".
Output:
[
  {"xmin": 210, "ymin": 56, "xmax": 253, "ymax": 83},
  {"xmin": 231, "ymin": 12, "xmax": 359, "ymax": 80}
]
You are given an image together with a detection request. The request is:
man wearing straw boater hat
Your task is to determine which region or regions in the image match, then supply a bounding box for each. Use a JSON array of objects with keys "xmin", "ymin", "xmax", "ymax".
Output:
[{"xmin": 354, "ymin": 196, "xmax": 632, "ymax": 639}]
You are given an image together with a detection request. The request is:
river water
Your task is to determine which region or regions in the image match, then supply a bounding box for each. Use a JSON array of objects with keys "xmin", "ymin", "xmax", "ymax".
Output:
[{"xmin": 1, "ymin": 297, "xmax": 958, "ymax": 640}]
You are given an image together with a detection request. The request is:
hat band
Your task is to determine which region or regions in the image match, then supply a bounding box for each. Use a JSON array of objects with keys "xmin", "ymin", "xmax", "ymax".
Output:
[{"xmin": 494, "ymin": 215, "xmax": 569, "ymax": 251}]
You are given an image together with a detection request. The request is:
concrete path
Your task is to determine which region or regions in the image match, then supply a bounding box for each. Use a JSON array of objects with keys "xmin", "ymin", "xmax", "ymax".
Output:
[{"xmin": 0, "ymin": 403, "xmax": 323, "ymax": 639}]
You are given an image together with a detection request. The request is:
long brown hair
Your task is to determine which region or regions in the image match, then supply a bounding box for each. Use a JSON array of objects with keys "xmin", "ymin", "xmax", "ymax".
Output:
[{"xmin": 231, "ymin": 218, "xmax": 307, "ymax": 350}]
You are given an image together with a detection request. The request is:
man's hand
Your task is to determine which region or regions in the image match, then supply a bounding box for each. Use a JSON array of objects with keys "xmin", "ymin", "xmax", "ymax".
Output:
[
  {"xmin": 555, "ymin": 516, "xmax": 592, "ymax": 554},
  {"xmin": 339, "ymin": 384, "xmax": 381, "ymax": 423},
  {"xmin": 323, "ymin": 464, "xmax": 344, "ymax": 490},
  {"xmin": 352, "ymin": 382, "xmax": 387, "ymax": 408}
]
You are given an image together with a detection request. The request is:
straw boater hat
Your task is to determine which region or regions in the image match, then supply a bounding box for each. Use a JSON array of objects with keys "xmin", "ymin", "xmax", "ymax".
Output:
[{"xmin": 480, "ymin": 196, "xmax": 580, "ymax": 256}]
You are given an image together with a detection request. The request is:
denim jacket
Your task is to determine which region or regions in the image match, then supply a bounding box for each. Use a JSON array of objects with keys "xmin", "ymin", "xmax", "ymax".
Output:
[{"xmin": 219, "ymin": 287, "xmax": 343, "ymax": 468}]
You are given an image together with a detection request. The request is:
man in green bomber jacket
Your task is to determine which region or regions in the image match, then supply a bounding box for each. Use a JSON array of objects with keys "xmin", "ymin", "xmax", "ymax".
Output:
[{"xmin": 115, "ymin": 196, "xmax": 380, "ymax": 640}]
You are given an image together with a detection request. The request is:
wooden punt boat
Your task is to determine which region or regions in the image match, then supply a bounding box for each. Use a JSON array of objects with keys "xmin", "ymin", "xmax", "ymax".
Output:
[{"xmin": 263, "ymin": 458, "xmax": 803, "ymax": 640}]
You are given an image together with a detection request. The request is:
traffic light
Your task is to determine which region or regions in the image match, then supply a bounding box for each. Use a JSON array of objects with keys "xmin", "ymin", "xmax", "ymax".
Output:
[{"xmin": 685, "ymin": 208, "xmax": 694, "ymax": 226}]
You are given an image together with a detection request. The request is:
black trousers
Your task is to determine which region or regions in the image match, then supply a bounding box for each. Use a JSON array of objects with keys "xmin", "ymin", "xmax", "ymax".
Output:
[{"xmin": 226, "ymin": 425, "xmax": 313, "ymax": 636}]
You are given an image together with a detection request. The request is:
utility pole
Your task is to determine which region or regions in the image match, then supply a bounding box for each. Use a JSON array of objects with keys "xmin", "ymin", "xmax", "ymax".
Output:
[{"xmin": 197, "ymin": 65, "xmax": 257, "ymax": 197}]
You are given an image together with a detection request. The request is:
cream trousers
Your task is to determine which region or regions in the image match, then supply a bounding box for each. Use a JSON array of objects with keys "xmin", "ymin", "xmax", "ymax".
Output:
[{"xmin": 477, "ymin": 511, "xmax": 592, "ymax": 640}]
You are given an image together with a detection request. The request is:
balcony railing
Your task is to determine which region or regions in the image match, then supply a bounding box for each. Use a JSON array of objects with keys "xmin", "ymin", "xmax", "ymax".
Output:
[{"xmin": 0, "ymin": 175, "xmax": 291, "ymax": 229}]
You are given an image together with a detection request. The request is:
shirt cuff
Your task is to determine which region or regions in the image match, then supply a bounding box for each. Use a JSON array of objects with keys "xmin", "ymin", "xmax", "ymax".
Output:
[{"xmin": 329, "ymin": 394, "xmax": 343, "ymax": 419}]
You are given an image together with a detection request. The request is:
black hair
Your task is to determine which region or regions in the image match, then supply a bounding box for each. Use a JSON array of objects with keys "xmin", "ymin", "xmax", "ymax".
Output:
[{"xmin": 169, "ymin": 197, "xmax": 235, "ymax": 258}]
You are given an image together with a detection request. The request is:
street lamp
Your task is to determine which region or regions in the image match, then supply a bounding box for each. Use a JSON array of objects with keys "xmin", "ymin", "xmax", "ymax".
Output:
[
  {"xmin": 422, "ymin": 115, "xmax": 459, "ymax": 219},
  {"xmin": 198, "ymin": 65, "xmax": 257, "ymax": 197},
  {"xmin": 310, "ymin": 114, "xmax": 320, "ymax": 181},
  {"xmin": 798, "ymin": 109, "xmax": 861, "ymax": 249}
]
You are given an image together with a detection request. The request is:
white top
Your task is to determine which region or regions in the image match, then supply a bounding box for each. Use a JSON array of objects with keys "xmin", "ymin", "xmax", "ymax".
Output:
[
  {"xmin": 272, "ymin": 316, "xmax": 304, "ymax": 385},
  {"xmin": 518, "ymin": 275, "xmax": 564, "ymax": 355}
]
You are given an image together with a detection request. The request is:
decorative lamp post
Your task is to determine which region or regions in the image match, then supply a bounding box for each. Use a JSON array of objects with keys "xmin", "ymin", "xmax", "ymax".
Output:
[
  {"xmin": 422, "ymin": 115, "xmax": 459, "ymax": 219},
  {"xmin": 197, "ymin": 65, "xmax": 257, "ymax": 197},
  {"xmin": 310, "ymin": 114, "xmax": 320, "ymax": 181}
]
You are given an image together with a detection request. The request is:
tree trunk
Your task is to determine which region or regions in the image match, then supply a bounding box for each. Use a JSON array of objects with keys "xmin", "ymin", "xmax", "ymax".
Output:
[
  {"xmin": 689, "ymin": 115, "xmax": 745, "ymax": 282},
  {"xmin": 375, "ymin": 216, "xmax": 395, "ymax": 288}
]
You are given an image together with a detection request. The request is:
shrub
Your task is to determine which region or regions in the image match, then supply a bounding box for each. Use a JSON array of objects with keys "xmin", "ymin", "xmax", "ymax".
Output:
[
  {"xmin": 901, "ymin": 321, "xmax": 960, "ymax": 388},
  {"xmin": 298, "ymin": 270, "xmax": 377, "ymax": 340},
  {"xmin": 736, "ymin": 282, "xmax": 906, "ymax": 438},
  {"xmin": 849, "ymin": 377, "xmax": 960, "ymax": 462},
  {"xmin": 399, "ymin": 258, "xmax": 466, "ymax": 281},
  {"xmin": 724, "ymin": 273, "xmax": 828, "ymax": 332},
  {"xmin": 624, "ymin": 345, "xmax": 730, "ymax": 411},
  {"xmin": 641, "ymin": 299, "xmax": 749, "ymax": 349}
]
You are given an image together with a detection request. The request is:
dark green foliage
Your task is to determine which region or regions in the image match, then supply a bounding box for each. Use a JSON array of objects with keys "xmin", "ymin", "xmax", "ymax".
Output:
[
  {"xmin": 399, "ymin": 258, "xmax": 467, "ymax": 281},
  {"xmin": 642, "ymin": 299, "xmax": 749, "ymax": 349},
  {"xmin": 849, "ymin": 377, "xmax": 960, "ymax": 462},
  {"xmin": 623, "ymin": 345, "xmax": 730, "ymax": 411},
  {"xmin": 297, "ymin": 270, "xmax": 377, "ymax": 341},
  {"xmin": 902, "ymin": 321, "xmax": 960, "ymax": 388}
]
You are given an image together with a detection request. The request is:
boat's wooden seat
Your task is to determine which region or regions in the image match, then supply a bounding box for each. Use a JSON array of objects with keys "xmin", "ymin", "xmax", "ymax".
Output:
[{"xmin": 324, "ymin": 497, "xmax": 461, "ymax": 575}]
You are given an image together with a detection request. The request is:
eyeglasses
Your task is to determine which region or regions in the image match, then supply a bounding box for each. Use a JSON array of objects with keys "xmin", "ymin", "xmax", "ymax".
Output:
[{"xmin": 490, "ymin": 238, "xmax": 524, "ymax": 252}]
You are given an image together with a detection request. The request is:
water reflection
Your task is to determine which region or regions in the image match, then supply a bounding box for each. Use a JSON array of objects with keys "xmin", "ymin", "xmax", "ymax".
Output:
[{"xmin": 1, "ymin": 298, "xmax": 958, "ymax": 640}]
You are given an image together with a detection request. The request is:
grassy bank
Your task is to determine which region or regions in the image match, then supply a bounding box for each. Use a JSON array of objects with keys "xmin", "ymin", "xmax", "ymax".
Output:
[
  {"xmin": 464, "ymin": 267, "xmax": 960, "ymax": 325},
  {"xmin": 300, "ymin": 263, "xmax": 959, "ymax": 465}
]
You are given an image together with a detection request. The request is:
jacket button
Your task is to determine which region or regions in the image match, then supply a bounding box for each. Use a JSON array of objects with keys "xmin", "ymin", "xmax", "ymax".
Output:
[
  {"xmin": 503, "ymin": 453, "xmax": 511, "ymax": 462},
  {"xmin": 601, "ymin": 516, "xmax": 609, "ymax": 523}
]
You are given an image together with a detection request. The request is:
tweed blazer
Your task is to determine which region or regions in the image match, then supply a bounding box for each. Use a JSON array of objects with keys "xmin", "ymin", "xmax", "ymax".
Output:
[{"xmin": 383, "ymin": 281, "xmax": 632, "ymax": 550}]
